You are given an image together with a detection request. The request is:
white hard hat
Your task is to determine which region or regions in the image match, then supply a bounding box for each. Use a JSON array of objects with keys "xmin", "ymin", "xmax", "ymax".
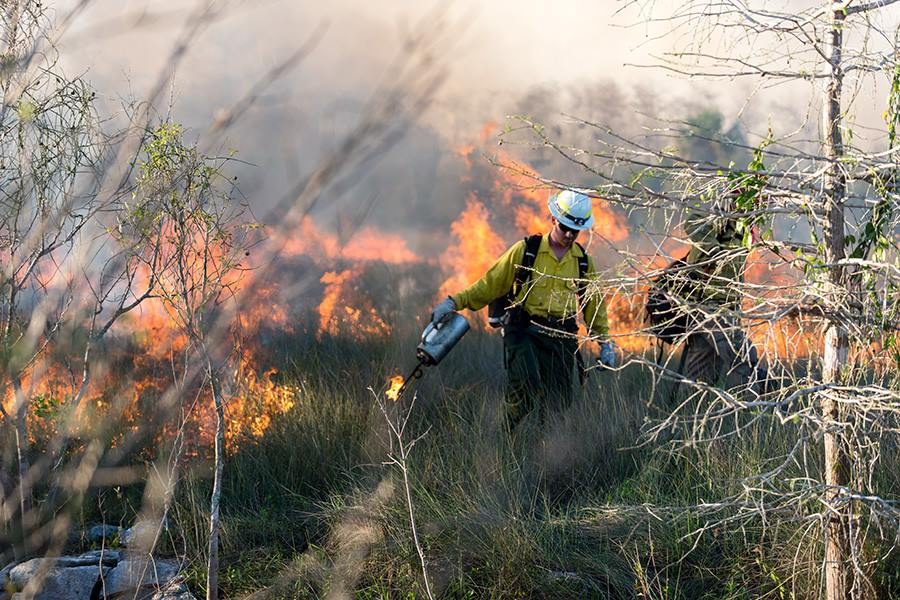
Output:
[{"xmin": 548, "ymin": 190, "xmax": 594, "ymax": 231}]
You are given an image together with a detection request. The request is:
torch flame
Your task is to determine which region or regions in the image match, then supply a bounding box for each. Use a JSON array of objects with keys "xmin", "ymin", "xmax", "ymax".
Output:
[{"xmin": 386, "ymin": 375, "xmax": 404, "ymax": 401}]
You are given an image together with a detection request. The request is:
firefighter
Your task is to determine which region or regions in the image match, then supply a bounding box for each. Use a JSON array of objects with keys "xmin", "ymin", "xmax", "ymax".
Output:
[
  {"xmin": 431, "ymin": 190, "xmax": 615, "ymax": 428},
  {"xmin": 679, "ymin": 191, "xmax": 769, "ymax": 396}
]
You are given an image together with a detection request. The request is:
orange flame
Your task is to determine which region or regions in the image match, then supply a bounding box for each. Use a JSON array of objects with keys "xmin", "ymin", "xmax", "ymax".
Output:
[
  {"xmin": 226, "ymin": 368, "xmax": 296, "ymax": 443},
  {"xmin": 743, "ymin": 248, "xmax": 818, "ymax": 359},
  {"xmin": 438, "ymin": 132, "xmax": 821, "ymax": 361},
  {"xmin": 490, "ymin": 148, "xmax": 630, "ymax": 243},
  {"xmin": 9, "ymin": 122, "xmax": 838, "ymax": 458},
  {"xmin": 342, "ymin": 228, "xmax": 419, "ymax": 264},
  {"xmin": 275, "ymin": 216, "xmax": 413, "ymax": 340},
  {"xmin": 318, "ymin": 267, "xmax": 391, "ymax": 339},
  {"xmin": 457, "ymin": 144, "xmax": 476, "ymax": 171},
  {"xmin": 437, "ymin": 195, "xmax": 507, "ymax": 320}
]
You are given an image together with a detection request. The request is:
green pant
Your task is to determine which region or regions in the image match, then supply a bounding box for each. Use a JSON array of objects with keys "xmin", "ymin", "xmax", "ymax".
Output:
[{"xmin": 503, "ymin": 326, "xmax": 578, "ymax": 428}]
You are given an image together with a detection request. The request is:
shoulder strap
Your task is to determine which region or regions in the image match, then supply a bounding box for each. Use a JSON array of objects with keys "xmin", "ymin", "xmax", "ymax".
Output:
[
  {"xmin": 574, "ymin": 242, "xmax": 588, "ymax": 280},
  {"xmin": 513, "ymin": 234, "xmax": 542, "ymax": 288},
  {"xmin": 574, "ymin": 242, "xmax": 589, "ymax": 300}
]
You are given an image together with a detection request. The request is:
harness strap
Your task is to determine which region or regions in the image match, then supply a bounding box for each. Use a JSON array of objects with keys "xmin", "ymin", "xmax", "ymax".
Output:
[
  {"xmin": 574, "ymin": 241, "xmax": 589, "ymax": 303},
  {"xmin": 512, "ymin": 234, "xmax": 543, "ymax": 294},
  {"xmin": 502, "ymin": 236, "xmax": 591, "ymax": 333},
  {"xmin": 517, "ymin": 238, "xmax": 589, "ymax": 323}
]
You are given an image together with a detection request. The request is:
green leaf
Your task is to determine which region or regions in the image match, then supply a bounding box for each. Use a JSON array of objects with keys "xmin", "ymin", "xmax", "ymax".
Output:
[{"xmin": 17, "ymin": 100, "xmax": 35, "ymax": 122}]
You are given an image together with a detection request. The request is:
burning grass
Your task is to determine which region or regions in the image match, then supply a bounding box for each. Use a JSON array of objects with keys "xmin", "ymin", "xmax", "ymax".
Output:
[
  {"xmin": 9, "ymin": 220, "xmax": 897, "ymax": 598},
  {"xmin": 6, "ymin": 227, "xmax": 893, "ymax": 599},
  {"xmin": 2, "ymin": 323, "xmax": 300, "ymax": 459}
]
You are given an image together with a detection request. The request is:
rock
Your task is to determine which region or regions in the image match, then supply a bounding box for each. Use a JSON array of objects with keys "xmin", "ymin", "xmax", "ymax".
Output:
[
  {"xmin": 10, "ymin": 558, "xmax": 48, "ymax": 585},
  {"xmin": 12, "ymin": 559, "xmax": 70, "ymax": 586},
  {"xmin": 10, "ymin": 564, "xmax": 102, "ymax": 600},
  {"xmin": 5, "ymin": 552, "xmax": 188, "ymax": 600},
  {"xmin": 78, "ymin": 549, "xmax": 122, "ymax": 565},
  {"xmin": 103, "ymin": 558, "xmax": 179, "ymax": 597},
  {"xmin": 87, "ymin": 524, "xmax": 122, "ymax": 543},
  {"xmin": 9, "ymin": 555, "xmax": 116, "ymax": 586},
  {"xmin": 120, "ymin": 519, "xmax": 165, "ymax": 550},
  {"xmin": 148, "ymin": 579, "xmax": 197, "ymax": 600},
  {"xmin": 1, "ymin": 561, "xmax": 15, "ymax": 592},
  {"xmin": 1, "ymin": 560, "xmax": 15, "ymax": 579}
]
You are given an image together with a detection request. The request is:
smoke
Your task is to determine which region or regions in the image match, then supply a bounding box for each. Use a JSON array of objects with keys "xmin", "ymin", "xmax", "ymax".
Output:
[{"xmin": 53, "ymin": 0, "xmax": 888, "ymax": 263}]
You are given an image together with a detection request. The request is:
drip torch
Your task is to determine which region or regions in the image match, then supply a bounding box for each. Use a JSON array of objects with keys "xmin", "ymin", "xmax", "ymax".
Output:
[{"xmin": 386, "ymin": 311, "xmax": 470, "ymax": 401}]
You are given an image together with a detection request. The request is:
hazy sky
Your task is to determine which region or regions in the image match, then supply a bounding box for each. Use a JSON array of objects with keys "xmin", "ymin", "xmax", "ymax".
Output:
[
  {"xmin": 59, "ymin": 1, "xmax": 650, "ymax": 104},
  {"xmin": 56, "ymin": 0, "xmax": 900, "ymax": 138}
]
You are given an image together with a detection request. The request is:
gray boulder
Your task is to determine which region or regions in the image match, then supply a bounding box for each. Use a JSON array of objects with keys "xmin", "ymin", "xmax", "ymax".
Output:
[
  {"xmin": 103, "ymin": 558, "xmax": 179, "ymax": 597},
  {"xmin": 1, "ymin": 560, "xmax": 15, "ymax": 592},
  {"xmin": 11, "ymin": 558, "xmax": 81, "ymax": 587},
  {"xmin": 87, "ymin": 524, "xmax": 122, "ymax": 543},
  {"xmin": 120, "ymin": 520, "xmax": 164, "ymax": 550},
  {"xmin": 5, "ymin": 550, "xmax": 190, "ymax": 600},
  {"xmin": 147, "ymin": 579, "xmax": 197, "ymax": 600},
  {"xmin": 1, "ymin": 560, "xmax": 15, "ymax": 578},
  {"xmin": 9, "ymin": 563, "xmax": 104, "ymax": 600},
  {"xmin": 9, "ymin": 554, "xmax": 117, "ymax": 585},
  {"xmin": 78, "ymin": 549, "xmax": 122, "ymax": 564}
]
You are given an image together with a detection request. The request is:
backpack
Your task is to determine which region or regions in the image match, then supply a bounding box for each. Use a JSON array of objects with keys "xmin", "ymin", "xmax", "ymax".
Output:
[
  {"xmin": 645, "ymin": 255, "xmax": 693, "ymax": 343},
  {"xmin": 487, "ymin": 234, "xmax": 589, "ymax": 328}
]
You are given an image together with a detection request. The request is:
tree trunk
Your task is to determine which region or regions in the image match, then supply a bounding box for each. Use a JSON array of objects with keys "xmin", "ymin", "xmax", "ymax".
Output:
[
  {"xmin": 206, "ymin": 368, "xmax": 225, "ymax": 600},
  {"xmin": 12, "ymin": 376, "xmax": 32, "ymax": 530},
  {"xmin": 822, "ymin": 4, "xmax": 852, "ymax": 599}
]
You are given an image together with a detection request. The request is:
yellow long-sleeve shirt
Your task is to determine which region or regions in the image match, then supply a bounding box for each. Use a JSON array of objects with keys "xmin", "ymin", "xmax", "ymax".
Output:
[{"xmin": 451, "ymin": 235, "xmax": 609, "ymax": 337}]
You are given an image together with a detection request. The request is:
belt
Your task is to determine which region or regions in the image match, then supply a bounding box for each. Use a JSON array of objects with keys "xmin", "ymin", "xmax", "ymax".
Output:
[
  {"xmin": 504, "ymin": 308, "xmax": 578, "ymax": 334},
  {"xmin": 530, "ymin": 314, "xmax": 578, "ymax": 333}
]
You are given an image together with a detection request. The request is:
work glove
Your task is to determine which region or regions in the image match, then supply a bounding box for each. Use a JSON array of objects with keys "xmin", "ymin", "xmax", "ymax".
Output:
[
  {"xmin": 430, "ymin": 296, "xmax": 457, "ymax": 323},
  {"xmin": 598, "ymin": 341, "xmax": 616, "ymax": 369}
]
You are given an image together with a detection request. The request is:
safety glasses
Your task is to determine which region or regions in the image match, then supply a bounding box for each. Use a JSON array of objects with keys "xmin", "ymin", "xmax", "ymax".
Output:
[{"xmin": 556, "ymin": 221, "xmax": 579, "ymax": 235}]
